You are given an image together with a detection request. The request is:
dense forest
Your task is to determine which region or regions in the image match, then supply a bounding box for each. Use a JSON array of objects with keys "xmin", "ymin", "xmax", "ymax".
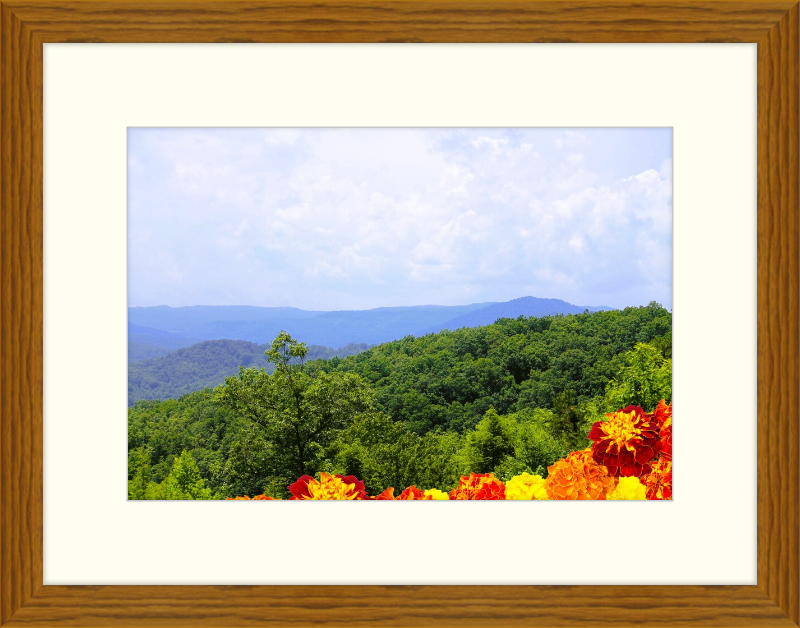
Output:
[{"xmin": 128, "ymin": 303, "xmax": 672, "ymax": 500}]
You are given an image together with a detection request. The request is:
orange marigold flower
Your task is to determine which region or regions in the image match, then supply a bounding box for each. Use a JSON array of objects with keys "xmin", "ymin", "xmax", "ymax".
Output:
[
  {"xmin": 397, "ymin": 486, "xmax": 427, "ymax": 500},
  {"xmin": 546, "ymin": 449, "xmax": 615, "ymax": 500},
  {"xmin": 252, "ymin": 494, "xmax": 277, "ymax": 500},
  {"xmin": 588, "ymin": 405, "xmax": 662, "ymax": 477},
  {"xmin": 642, "ymin": 459, "xmax": 672, "ymax": 500},
  {"xmin": 226, "ymin": 494, "xmax": 277, "ymax": 500},
  {"xmin": 288, "ymin": 473, "xmax": 367, "ymax": 500},
  {"xmin": 371, "ymin": 488, "xmax": 396, "ymax": 500},
  {"xmin": 649, "ymin": 399, "xmax": 672, "ymax": 428},
  {"xmin": 226, "ymin": 495, "xmax": 252, "ymax": 500},
  {"xmin": 449, "ymin": 473, "xmax": 506, "ymax": 500}
]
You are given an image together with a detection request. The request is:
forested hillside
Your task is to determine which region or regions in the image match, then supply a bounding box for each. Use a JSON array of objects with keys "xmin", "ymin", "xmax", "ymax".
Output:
[
  {"xmin": 307, "ymin": 303, "xmax": 670, "ymax": 434},
  {"xmin": 128, "ymin": 339, "xmax": 370, "ymax": 405},
  {"xmin": 129, "ymin": 304, "xmax": 672, "ymax": 500},
  {"xmin": 128, "ymin": 323, "xmax": 200, "ymax": 361}
]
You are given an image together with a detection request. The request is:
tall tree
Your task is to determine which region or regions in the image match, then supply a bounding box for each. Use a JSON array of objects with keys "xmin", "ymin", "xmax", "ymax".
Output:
[{"xmin": 216, "ymin": 332, "xmax": 376, "ymax": 481}]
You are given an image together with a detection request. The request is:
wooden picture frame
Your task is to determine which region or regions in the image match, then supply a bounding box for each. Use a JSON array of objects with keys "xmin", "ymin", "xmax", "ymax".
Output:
[{"xmin": 2, "ymin": 1, "xmax": 797, "ymax": 626}]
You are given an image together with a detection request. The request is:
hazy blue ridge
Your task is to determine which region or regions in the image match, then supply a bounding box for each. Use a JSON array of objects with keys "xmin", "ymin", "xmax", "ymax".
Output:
[
  {"xmin": 128, "ymin": 339, "xmax": 371, "ymax": 405},
  {"xmin": 128, "ymin": 305, "xmax": 324, "ymax": 335},
  {"xmin": 128, "ymin": 302, "xmax": 496, "ymax": 348},
  {"xmin": 128, "ymin": 323, "xmax": 200, "ymax": 351},
  {"xmin": 127, "ymin": 297, "xmax": 612, "ymax": 356},
  {"xmin": 416, "ymin": 297, "xmax": 613, "ymax": 335}
]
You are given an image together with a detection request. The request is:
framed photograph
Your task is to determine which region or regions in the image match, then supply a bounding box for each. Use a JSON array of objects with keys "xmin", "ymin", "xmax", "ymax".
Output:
[
  {"xmin": 126, "ymin": 126, "xmax": 674, "ymax": 504},
  {"xmin": 2, "ymin": 1, "xmax": 797, "ymax": 626}
]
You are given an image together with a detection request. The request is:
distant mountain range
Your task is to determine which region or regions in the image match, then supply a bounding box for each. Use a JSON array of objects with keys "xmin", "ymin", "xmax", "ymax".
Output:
[{"xmin": 129, "ymin": 297, "xmax": 609, "ymax": 358}]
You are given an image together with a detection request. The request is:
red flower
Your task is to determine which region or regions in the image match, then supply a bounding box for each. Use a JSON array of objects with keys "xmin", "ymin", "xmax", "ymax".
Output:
[
  {"xmin": 287, "ymin": 475, "xmax": 316, "ymax": 500},
  {"xmin": 449, "ymin": 473, "xmax": 506, "ymax": 500},
  {"xmin": 588, "ymin": 406, "xmax": 661, "ymax": 477},
  {"xmin": 648, "ymin": 400, "xmax": 673, "ymax": 461},
  {"xmin": 338, "ymin": 475, "xmax": 368, "ymax": 498},
  {"xmin": 642, "ymin": 459, "xmax": 672, "ymax": 500}
]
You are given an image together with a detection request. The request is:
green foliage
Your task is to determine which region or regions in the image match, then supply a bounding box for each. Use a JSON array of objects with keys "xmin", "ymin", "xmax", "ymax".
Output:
[
  {"xmin": 128, "ymin": 389, "xmax": 242, "ymax": 489},
  {"xmin": 461, "ymin": 408, "xmax": 517, "ymax": 473},
  {"xmin": 127, "ymin": 447, "xmax": 151, "ymax": 500},
  {"xmin": 650, "ymin": 334, "xmax": 672, "ymax": 359},
  {"xmin": 412, "ymin": 431, "xmax": 466, "ymax": 492},
  {"xmin": 604, "ymin": 342, "xmax": 672, "ymax": 412},
  {"xmin": 324, "ymin": 411, "xmax": 422, "ymax": 495},
  {"xmin": 458, "ymin": 408, "xmax": 575, "ymax": 481},
  {"xmin": 216, "ymin": 332, "xmax": 377, "ymax": 493},
  {"xmin": 511, "ymin": 411, "xmax": 575, "ymax": 478},
  {"xmin": 324, "ymin": 404, "xmax": 576, "ymax": 493},
  {"xmin": 138, "ymin": 449, "xmax": 216, "ymax": 500},
  {"xmin": 221, "ymin": 426, "xmax": 279, "ymax": 498},
  {"xmin": 324, "ymin": 413, "xmax": 471, "ymax": 494}
]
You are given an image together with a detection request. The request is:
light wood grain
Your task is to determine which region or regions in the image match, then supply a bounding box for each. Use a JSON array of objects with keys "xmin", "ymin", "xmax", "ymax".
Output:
[{"xmin": 1, "ymin": 1, "xmax": 798, "ymax": 626}]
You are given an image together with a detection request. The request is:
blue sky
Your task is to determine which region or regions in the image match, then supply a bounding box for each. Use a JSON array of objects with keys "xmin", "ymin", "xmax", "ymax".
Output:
[{"xmin": 128, "ymin": 128, "xmax": 672, "ymax": 310}]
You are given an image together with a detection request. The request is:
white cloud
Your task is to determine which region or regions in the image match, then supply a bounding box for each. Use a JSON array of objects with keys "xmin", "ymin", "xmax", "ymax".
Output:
[
  {"xmin": 128, "ymin": 128, "xmax": 672, "ymax": 310},
  {"xmin": 556, "ymin": 169, "xmax": 599, "ymax": 191},
  {"xmin": 470, "ymin": 136, "xmax": 509, "ymax": 155},
  {"xmin": 566, "ymin": 153, "xmax": 584, "ymax": 166}
]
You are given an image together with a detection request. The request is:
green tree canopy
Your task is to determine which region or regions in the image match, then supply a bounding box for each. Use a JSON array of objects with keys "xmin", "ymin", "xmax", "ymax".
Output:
[
  {"xmin": 128, "ymin": 446, "xmax": 151, "ymax": 500},
  {"xmin": 604, "ymin": 342, "xmax": 672, "ymax": 412},
  {"xmin": 145, "ymin": 449, "xmax": 215, "ymax": 500},
  {"xmin": 462, "ymin": 408, "xmax": 517, "ymax": 473},
  {"xmin": 216, "ymin": 332, "xmax": 377, "ymax": 485}
]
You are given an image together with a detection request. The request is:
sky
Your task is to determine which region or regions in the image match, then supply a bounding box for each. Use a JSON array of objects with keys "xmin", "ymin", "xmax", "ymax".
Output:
[{"xmin": 128, "ymin": 128, "xmax": 672, "ymax": 311}]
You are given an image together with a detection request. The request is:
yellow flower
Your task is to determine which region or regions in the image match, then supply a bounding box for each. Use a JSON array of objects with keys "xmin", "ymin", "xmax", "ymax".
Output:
[
  {"xmin": 505, "ymin": 473, "xmax": 549, "ymax": 500},
  {"xmin": 423, "ymin": 488, "xmax": 449, "ymax": 500},
  {"xmin": 607, "ymin": 476, "xmax": 647, "ymax": 500}
]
